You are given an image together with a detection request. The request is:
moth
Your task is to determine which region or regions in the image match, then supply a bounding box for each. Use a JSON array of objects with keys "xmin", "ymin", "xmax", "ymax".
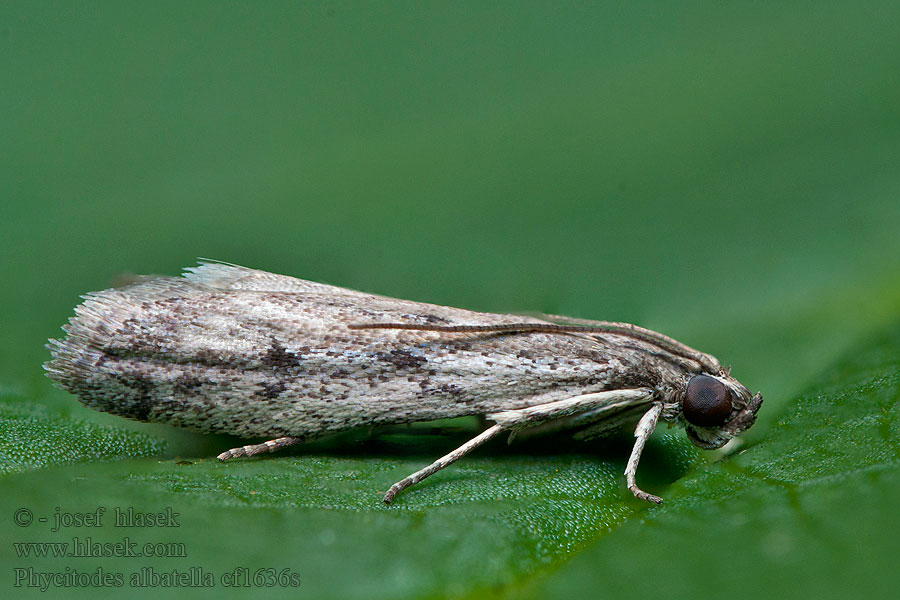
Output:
[{"xmin": 45, "ymin": 262, "xmax": 763, "ymax": 504}]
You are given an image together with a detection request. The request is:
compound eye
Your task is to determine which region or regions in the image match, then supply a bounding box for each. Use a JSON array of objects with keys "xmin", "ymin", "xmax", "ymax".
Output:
[{"xmin": 683, "ymin": 375, "xmax": 733, "ymax": 427}]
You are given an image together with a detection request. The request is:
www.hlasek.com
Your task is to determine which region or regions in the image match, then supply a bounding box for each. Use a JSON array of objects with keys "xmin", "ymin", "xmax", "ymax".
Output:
[{"xmin": 14, "ymin": 537, "xmax": 186, "ymax": 558}]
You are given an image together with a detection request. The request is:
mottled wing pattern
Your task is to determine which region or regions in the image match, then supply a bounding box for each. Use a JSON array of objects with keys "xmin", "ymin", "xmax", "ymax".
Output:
[{"xmin": 46, "ymin": 264, "xmax": 672, "ymax": 439}]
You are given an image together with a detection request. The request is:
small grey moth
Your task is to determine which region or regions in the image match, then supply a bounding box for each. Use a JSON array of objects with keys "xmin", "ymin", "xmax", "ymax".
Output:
[{"xmin": 45, "ymin": 261, "xmax": 763, "ymax": 504}]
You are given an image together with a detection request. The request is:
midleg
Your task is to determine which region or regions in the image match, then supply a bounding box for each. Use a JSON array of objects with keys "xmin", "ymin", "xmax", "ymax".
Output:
[{"xmin": 383, "ymin": 388, "xmax": 655, "ymax": 503}]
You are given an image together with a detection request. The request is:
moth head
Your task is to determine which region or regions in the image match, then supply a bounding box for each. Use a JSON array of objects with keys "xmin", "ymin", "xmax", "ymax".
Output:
[{"xmin": 680, "ymin": 373, "xmax": 763, "ymax": 449}]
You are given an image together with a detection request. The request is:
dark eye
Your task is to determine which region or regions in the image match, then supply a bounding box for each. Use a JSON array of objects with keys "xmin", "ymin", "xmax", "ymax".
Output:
[{"xmin": 683, "ymin": 375, "xmax": 733, "ymax": 427}]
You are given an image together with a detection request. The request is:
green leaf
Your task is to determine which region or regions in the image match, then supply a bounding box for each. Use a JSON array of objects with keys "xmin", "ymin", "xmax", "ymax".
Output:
[
  {"xmin": 0, "ymin": 398, "xmax": 163, "ymax": 477},
  {"xmin": 4, "ymin": 323, "xmax": 900, "ymax": 599},
  {"xmin": 0, "ymin": 403, "xmax": 699, "ymax": 597}
]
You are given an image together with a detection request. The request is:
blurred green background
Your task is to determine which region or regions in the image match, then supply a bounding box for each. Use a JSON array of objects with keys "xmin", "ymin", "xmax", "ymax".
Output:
[{"xmin": 2, "ymin": 2, "xmax": 899, "ymax": 599}]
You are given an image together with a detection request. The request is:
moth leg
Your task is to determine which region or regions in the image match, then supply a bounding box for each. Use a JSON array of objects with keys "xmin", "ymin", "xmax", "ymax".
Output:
[
  {"xmin": 216, "ymin": 436, "xmax": 302, "ymax": 461},
  {"xmin": 382, "ymin": 425, "xmax": 505, "ymax": 503},
  {"xmin": 625, "ymin": 403, "xmax": 664, "ymax": 504},
  {"xmin": 383, "ymin": 388, "xmax": 655, "ymax": 504}
]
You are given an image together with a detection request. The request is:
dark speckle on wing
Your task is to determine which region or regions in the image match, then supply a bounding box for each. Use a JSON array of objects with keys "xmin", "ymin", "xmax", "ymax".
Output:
[
  {"xmin": 377, "ymin": 348, "xmax": 427, "ymax": 370},
  {"xmin": 260, "ymin": 379, "xmax": 287, "ymax": 399},
  {"xmin": 261, "ymin": 340, "xmax": 299, "ymax": 368}
]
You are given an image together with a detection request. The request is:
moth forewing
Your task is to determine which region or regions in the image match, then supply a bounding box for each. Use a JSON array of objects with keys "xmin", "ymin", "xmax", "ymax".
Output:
[{"xmin": 45, "ymin": 261, "xmax": 763, "ymax": 505}]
